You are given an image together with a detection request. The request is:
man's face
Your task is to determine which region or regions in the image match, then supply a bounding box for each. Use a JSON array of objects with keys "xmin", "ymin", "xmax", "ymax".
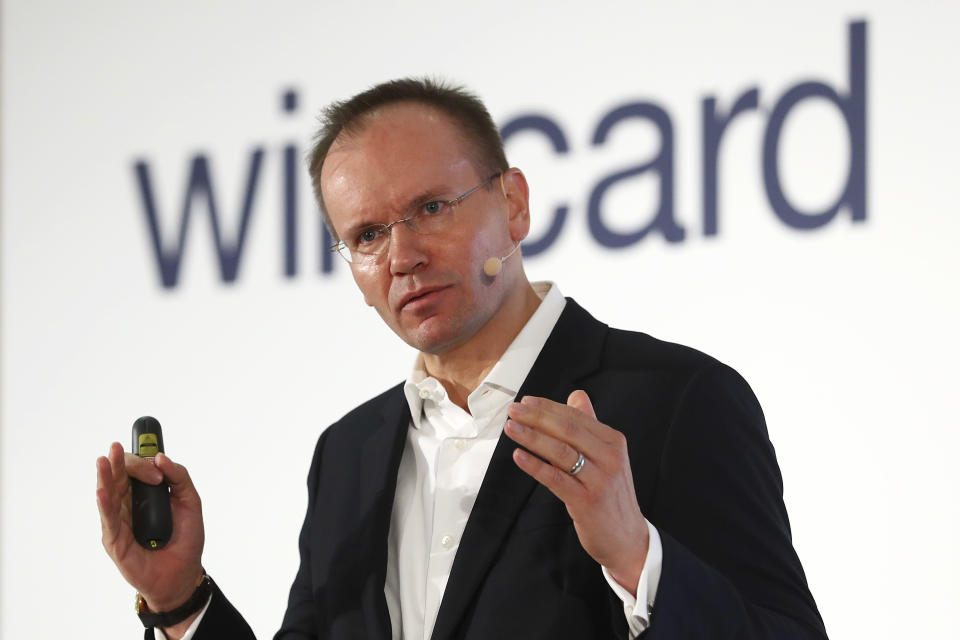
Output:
[{"xmin": 320, "ymin": 103, "xmax": 520, "ymax": 355}]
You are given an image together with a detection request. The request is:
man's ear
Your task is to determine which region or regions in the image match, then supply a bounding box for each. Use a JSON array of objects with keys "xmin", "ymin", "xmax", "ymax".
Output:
[{"xmin": 501, "ymin": 168, "xmax": 531, "ymax": 244}]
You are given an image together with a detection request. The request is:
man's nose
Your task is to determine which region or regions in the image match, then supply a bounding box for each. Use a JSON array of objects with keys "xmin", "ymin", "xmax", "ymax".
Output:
[{"xmin": 388, "ymin": 222, "xmax": 428, "ymax": 275}]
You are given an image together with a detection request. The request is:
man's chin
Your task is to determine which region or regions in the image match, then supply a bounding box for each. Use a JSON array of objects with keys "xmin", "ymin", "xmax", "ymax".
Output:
[
  {"xmin": 396, "ymin": 318, "xmax": 465, "ymax": 355},
  {"xmin": 401, "ymin": 331, "xmax": 459, "ymax": 356}
]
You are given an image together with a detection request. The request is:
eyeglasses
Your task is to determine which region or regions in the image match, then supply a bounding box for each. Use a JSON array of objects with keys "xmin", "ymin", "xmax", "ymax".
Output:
[{"xmin": 330, "ymin": 173, "xmax": 502, "ymax": 264}]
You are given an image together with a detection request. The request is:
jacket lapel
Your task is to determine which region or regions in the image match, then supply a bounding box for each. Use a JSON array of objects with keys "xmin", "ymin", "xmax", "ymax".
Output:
[
  {"xmin": 430, "ymin": 299, "xmax": 607, "ymax": 640},
  {"xmin": 358, "ymin": 386, "xmax": 410, "ymax": 640}
]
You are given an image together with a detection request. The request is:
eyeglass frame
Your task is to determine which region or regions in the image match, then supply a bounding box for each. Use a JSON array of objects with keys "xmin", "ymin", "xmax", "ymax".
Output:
[{"xmin": 329, "ymin": 172, "xmax": 503, "ymax": 264}]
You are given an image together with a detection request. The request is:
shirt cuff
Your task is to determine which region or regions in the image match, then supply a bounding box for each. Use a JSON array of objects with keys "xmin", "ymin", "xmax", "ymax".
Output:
[
  {"xmin": 152, "ymin": 594, "xmax": 212, "ymax": 640},
  {"xmin": 601, "ymin": 520, "xmax": 663, "ymax": 639}
]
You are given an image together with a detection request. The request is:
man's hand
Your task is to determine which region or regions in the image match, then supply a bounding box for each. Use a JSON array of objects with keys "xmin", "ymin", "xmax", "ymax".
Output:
[
  {"xmin": 96, "ymin": 442, "xmax": 205, "ymax": 615},
  {"xmin": 505, "ymin": 390, "xmax": 649, "ymax": 595}
]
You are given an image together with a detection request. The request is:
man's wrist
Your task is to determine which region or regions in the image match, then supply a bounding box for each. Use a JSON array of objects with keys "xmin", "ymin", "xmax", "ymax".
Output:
[
  {"xmin": 137, "ymin": 571, "xmax": 210, "ymax": 629},
  {"xmin": 155, "ymin": 610, "xmax": 203, "ymax": 640},
  {"xmin": 141, "ymin": 569, "xmax": 206, "ymax": 612},
  {"xmin": 601, "ymin": 521, "xmax": 663, "ymax": 639},
  {"xmin": 606, "ymin": 526, "xmax": 650, "ymax": 597}
]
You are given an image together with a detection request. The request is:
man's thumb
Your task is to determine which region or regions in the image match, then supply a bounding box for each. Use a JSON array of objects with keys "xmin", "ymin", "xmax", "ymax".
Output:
[{"xmin": 566, "ymin": 389, "xmax": 596, "ymax": 418}]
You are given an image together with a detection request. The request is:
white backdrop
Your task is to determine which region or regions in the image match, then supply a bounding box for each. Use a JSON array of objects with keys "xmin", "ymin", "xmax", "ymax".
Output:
[{"xmin": 2, "ymin": 1, "xmax": 958, "ymax": 638}]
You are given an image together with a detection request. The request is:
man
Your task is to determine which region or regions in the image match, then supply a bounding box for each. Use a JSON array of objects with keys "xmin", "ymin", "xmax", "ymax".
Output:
[{"xmin": 97, "ymin": 78, "xmax": 827, "ymax": 639}]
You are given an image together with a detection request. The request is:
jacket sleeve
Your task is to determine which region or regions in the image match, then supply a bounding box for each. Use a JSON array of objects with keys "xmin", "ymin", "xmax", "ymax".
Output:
[
  {"xmin": 187, "ymin": 578, "xmax": 256, "ymax": 640},
  {"xmin": 271, "ymin": 430, "xmax": 330, "ymax": 639},
  {"xmin": 642, "ymin": 364, "xmax": 827, "ymax": 639}
]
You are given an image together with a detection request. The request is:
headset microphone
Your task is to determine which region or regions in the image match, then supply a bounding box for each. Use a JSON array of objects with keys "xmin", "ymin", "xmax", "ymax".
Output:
[
  {"xmin": 483, "ymin": 243, "xmax": 521, "ymax": 277},
  {"xmin": 131, "ymin": 416, "xmax": 173, "ymax": 549}
]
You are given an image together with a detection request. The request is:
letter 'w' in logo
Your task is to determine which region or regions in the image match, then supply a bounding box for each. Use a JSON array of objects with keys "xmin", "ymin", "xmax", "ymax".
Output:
[{"xmin": 133, "ymin": 150, "xmax": 264, "ymax": 288}]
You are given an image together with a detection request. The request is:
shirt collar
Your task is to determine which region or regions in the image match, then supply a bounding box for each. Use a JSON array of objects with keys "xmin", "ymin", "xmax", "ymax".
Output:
[{"xmin": 403, "ymin": 281, "xmax": 566, "ymax": 429}]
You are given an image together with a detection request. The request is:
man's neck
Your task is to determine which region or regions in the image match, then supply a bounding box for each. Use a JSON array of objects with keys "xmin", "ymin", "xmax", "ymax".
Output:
[{"xmin": 422, "ymin": 279, "xmax": 542, "ymax": 411}]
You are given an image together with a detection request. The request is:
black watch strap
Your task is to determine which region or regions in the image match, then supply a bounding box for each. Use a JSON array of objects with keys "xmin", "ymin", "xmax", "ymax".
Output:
[{"xmin": 136, "ymin": 574, "xmax": 212, "ymax": 629}]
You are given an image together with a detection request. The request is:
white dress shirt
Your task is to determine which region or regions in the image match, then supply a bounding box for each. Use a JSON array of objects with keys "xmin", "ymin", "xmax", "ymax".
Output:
[{"xmin": 161, "ymin": 282, "xmax": 661, "ymax": 640}]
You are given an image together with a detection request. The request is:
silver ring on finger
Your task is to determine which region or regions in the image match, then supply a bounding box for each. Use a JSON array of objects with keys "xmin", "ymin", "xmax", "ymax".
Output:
[{"xmin": 568, "ymin": 451, "xmax": 585, "ymax": 476}]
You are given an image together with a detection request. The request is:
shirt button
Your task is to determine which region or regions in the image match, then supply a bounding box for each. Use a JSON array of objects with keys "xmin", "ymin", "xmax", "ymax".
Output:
[
  {"xmin": 455, "ymin": 438, "xmax": 470, "ymax": 451},
  {"xmin": 419, "ymin": 388, "xmax": 431, "ymax": 399},
  {"xmin": 440, "ymin": 535, "xmax": 456, "ymax": 549}
]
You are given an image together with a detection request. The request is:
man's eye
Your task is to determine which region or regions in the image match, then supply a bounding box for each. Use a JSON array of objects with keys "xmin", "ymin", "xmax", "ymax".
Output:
[
  {"xmin": 423, "ymin": 201, "xmax": 444, "ymax": 215},
  {"xmin": 356, "ymin": 228, "xmax": 380, "ymax": 245}
]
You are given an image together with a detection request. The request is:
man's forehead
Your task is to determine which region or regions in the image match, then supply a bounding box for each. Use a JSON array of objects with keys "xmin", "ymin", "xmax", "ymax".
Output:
[
  {"xmin": 322, "ymin": 104, "xmax": 477, "ymax": 190},
  {"xmin": 328, "ymin": 102, "xmax": 465, "ymax": 157}
]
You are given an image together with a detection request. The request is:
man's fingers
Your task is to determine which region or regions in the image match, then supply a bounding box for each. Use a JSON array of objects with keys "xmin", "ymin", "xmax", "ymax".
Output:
[
  {"xmin": 155, "ymin": 453, "xmax": 200, "ymax": 505},
  {"xmin": 523, "ymin": 391, "xmax": 623, "ymax": 448},
  {"xmin": 566, "ymin": 389, "xmax": 596, "ymax": 419},
  {"xmin": 126, "ymin": 457, "xmax": 164, "ymax": 484},
  {"xmin": 96, "ymin": 457, "xmax": 123, "ymax": 546},
  {"xmin": 567, "ymin": 389, "xmax": 628, "ymax": 446},
  {"xmin": 155, "ymin": 452, "xmax": 188, "ymax": 486},
  {"xmin": 108, "ymin": 439, "xmax": 165, "ymax": 485},
  {"xmin": 97, "ymin": 453, "xmax": 113, "ymax": 491},
  {"xmin": 512, "ymin": 448, "xmax": 585, "ymax": 505},
  {"xmin": 96, "ymin": 486, "xmax": 120, "ymax": 544},
  {"xmin": 507, "ymin": 392, "xmax": 632, "ymax": 493},
  {"xmin": 107, "ymin": 442, "xmax": 127, "ymax": 480},
  {"xmin": 508, "ymin": 396, "xmax": 607, "ymax": 455},
  {"xmin": 505, "ymin": 419, "xmax": 584, "ymax": 477}
]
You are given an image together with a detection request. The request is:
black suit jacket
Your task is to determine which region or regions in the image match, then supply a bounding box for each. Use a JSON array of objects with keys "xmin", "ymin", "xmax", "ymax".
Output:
[{"xmin": 189, "ymin": 299, "xmax": 827, "ymax": 639}]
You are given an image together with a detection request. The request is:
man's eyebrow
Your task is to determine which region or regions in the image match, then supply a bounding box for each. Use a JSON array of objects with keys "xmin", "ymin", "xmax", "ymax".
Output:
[
  {"xmin": 338, "ymin": 217, "xmax": 382, "ymax": 241},
  {"xmin": 405, "ymin": 188, "xmax": 446, "ymax": 209},
  {"xmin": 413, "ymin": 179, "xmax": 471, "ymax": 207}
]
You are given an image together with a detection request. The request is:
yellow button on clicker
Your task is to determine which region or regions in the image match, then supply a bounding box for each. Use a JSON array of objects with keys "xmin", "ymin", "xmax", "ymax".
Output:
[{"xmin": 138, "ymin": 433, "xmax": 159, "ymax": 457}]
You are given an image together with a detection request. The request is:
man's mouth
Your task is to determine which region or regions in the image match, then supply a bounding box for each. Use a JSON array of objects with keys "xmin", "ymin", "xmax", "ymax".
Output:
[{"xmin": 398, "ymin": 285, "xmax": 449, "ymax": 312}]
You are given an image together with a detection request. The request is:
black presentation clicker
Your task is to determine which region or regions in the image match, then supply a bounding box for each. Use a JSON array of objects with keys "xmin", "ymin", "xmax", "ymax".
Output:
[{"xmin": 131, "ymin": 416, "xmax": 173, "ymax": 549}]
